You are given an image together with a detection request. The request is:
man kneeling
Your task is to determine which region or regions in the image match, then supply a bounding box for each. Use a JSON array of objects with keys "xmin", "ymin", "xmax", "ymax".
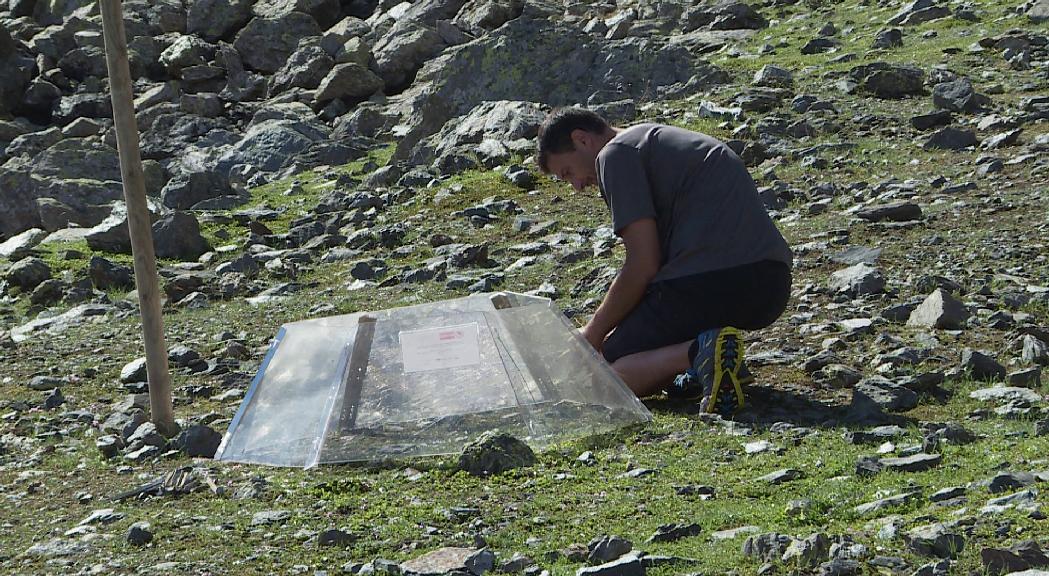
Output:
[{"xmin": 536, "ymin": 108, "xmax": 793, "ymax": 416}]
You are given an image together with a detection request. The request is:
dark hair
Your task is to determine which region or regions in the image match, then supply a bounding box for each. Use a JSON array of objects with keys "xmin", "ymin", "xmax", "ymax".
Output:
[{"xmin": 536, "ymin": 107, "xmax": 610, "ymax": 173}]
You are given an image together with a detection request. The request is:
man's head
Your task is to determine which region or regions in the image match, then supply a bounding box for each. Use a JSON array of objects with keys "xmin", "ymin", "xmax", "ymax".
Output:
[{"xmin": 536, "ymin": 107, "xmax": 613, "ymax": 192}]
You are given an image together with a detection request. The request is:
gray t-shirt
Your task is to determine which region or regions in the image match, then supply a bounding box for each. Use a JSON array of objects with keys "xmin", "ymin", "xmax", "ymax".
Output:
[{"xmin": 596, "ymin": 123, "xmax": 793, "ymax": 282}]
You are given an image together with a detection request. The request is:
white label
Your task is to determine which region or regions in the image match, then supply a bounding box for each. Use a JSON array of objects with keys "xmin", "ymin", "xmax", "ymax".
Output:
[{"xmin": 399, "ymin": 323, "xmax": 481, "ymax": 373}]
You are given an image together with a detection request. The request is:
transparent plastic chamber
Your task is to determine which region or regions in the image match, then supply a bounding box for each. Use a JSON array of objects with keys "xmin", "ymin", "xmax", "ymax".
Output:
[{"xmin": 216, "ymin": 292, "xmax": 652, "ymax": 467}]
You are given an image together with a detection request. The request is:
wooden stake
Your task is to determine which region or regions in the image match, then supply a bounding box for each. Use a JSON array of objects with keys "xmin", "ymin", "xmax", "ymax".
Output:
[{"xmin": 99, "ymin": 0, "xmax": 178, "ymax": 437}]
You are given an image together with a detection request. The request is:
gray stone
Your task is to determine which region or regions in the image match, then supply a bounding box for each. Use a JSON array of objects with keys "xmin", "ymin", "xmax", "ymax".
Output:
[
  {"xmin": 907, "ymin": 289, "xmax": 969, "ymax": 329},
  {"xmin": 753, "ymin": 65, "xmax": 793, "ymax": 88},
  {"xmin": 152, "ymin": 212, "xmax": 211, "ymax": 261},
  {"xmin": 318, "ymin": 528, "xmax": 356, "ymax": 547},
  {"xmin": 270, "ymin": 40, "xmax": 334, "ymax": 95},
  {"xmin": 889, "ymin": 0, "xmax": 950, "ymax": 25},
  {"xmin": 187, "ymin": 0, "xmax": 253, "ymax": 42},
  {"xmin": 742, "ymin": 533, "xmax": 794, "ymax": 562},
  {"xmin": 758, "ymin": 468, "xmax": 804, "ymax": 484},
  {"xmin": 848, "ymin": 62, "xmax": 924, "ymax": 98},
  {"xmin": 647, "ymin": 523, "xmax": 701, "ymax": 543},
  {"xmin": 373, "ymin": 21, "xmax": 447, "ymax": 92},
  {"xmin": 160, "ymin": 35, "xmax": 217, "ymax": 75},
  {"xmin": 171, "ymin": 425, "xmax": 222, "ymax": 458},
  {"xmin": 588, "ymin": 535, "xmax": 632, "ymax": 564},
  {"xmin": 852, "ymin": 377, "xmax": 919, "ymax": 413},
  {"xmin": 5, "ymin": 256, "xmax": 51, "ymax": 290},
  {"xmin": 120, "ymin": 358, "xmax": 148, "ymax": 384},
  {"xmin": 23, "ymin": 538, "xmax": 90, "ymax": 558},
  {"xmin": 250, "ymin": 510, "xmax": 291, "ymax": 526},
  {"xmin": 314, "ymin": 63, "xmax": 384, "ymax": 103},
  {"xmin": 233, "ymin": 13, "xmax": 322, "ymax": 73},
  {"xmin": 458, "ymin": 431, "xmax": 536, "ymax": 476},
  {"xmin": 1029, "ymin": 0, "xmax": 1049, "ymax": 22},
  {"xmin": 880, "ymin": 453, "xmax": 941, "ymax": 473},
  {"xmin": 1022, "ymin": 335, "xmax": 1048, "ymax": 365},
  {"xmin": 988, "ymin": 472, "xmax": 1036, "ymax": 494},
  {"xmin": 828, "ymin": 263, "xmax": 885, "ymax": 296},
  {"xmin": 782, "ymin": 532, "xmax": 830, "ymax": 567},
  {"xmin": 0, "ymin": 228, "xmax": 47, "ymax": 261},
  {"xmin": 960, "ymin": 349, "xmax": 1006, "ymax": 381},
  {"xmin": 401, "ymin": 547, "xmax": 495, "ymax": 576},
  {"xmin": 161, "ymin": 171, "xmax": 235, "ymax": 210},
  {"xmin": 923, "ymin": 127, "xmax": 978, "ymax": 150},
  {"xmin": 932, "ymin": 79, "xmax": 989, "ymax": 113},
  {"xmin": 969, "ymin": 386, "xmax": 1042, "ymax": 404},
  {"xmin": 576, "ymin": 554, "xmax": 642, "ymax": 576},
  {"xmin": 127, "ymin": 521, "xmax": 153, "ymax": 546},
  {"xmin": 856, "ymin": 202, "xmax": 922, "ymax": 222},
  {"xmin": 905, "ymin": 523, "xmax": 964, "ymax": 558},
  {"xmin": 853, "ymin": 491, "xmax": 920, "ymax": 515},
  {"xmin": 872, "ymin": 28, "xmax": 903, "ymax": 49},
  {"xmin": 1008, "ymin": 367, "xmax": 1042, "ymax": 388},
  {"xmin": 89, "ymin": 256, "xmax": 133, "ymax": 290}
]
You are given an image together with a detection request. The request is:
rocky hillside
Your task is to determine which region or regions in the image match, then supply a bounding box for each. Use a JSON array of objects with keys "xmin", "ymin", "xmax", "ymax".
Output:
[{"xmin": 1, "ymin": 0, "xmax": 1049, "ymax": 573}]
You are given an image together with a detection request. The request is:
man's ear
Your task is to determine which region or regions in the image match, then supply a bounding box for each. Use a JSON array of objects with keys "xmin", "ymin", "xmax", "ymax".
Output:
[{"xmin": 570, "ymin": 129, "xmax": 590, "ymax": 150}]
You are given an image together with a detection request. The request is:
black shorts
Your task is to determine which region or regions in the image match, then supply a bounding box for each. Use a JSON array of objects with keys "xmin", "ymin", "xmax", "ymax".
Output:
[{"xmin": 602, "ymin": 259, "xmax": 792, "ymax": 363}]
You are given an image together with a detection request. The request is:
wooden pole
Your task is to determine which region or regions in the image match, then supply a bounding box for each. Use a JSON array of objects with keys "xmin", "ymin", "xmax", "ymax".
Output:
[{"xmin": 99, "ymin": 0, "xmax": 178, "ymax": 437}]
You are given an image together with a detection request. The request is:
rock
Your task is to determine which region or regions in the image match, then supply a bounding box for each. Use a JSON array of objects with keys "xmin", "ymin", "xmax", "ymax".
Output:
[
  {"xmin": 170, "ymin": 425, "xmax": 222, "ymax": 458},
  {"xmin": 932, "ymin": 79, "xmax": 990, "ymax": 113},
  {"xmin": 159, "ymin": 35, "xmax": 216, "ymax": 75},
  {"xmin": 1022, "ymin": 335, "xmax": 1048, "ymax": 365},
  {"xmin": 127, "ymin": 521, "xmax": 154, "ymax": 546},
  {"xmin": 120, "ymin": 358, "xmax": 148, "ymax": 384},
  {"xmin": 270, "ymin": 40, "xmax": 334, "ymax": 95},
  {"xmin": 373, "ymin": 22, "xmax": 447, "ymax": 93},
  {"xmin": 905, "ymin": 523, "xmax": 964, "ymax": 558},
  {"xmin": 250, "ymin": 510, "xmax": 291, "ymax": 526},
  {"xmin": 753, "ymin": 65, "xmax": 793, "ymax": 88},
  {"xmin": 233, "ymin": 13, "xmax": 322, "ymax": 73},
  {"xmin": 818, "ymin": 558, "xmax": 861, "ymax": 576},
  {"xmin": 889, "ymin": 0, "xmax": 950, "ymax": 25},
  {"xmin": 23, "ymin": 538, "xmax": 90, "ymax": 558},
  {"xmin": 969, "ymin": 386, "xmax": 1042, "ymax": 404},
  {"xmin": 856, "ymin": 201, "xmax": 922, "ymax": 222},
  {"xmin": 879, "ymin": 453, "xmax": 941, "ymax": 473},
  {"xmin": 742, "ymin": 533, "xmax": 794, "ymax": 562},
  {"xmin": 588, "ymin": 535, "xmax": 633, "ymax": 564},
  {"xmin": 161, "ymin": 171, "xmax": 235, "ymax": 210},
  {"xmin": 758, "ymin": 468, "xmax": 804, "ymax": 484},
  {"xmin": 458, "ymin": 431, "xmax": 536, "ymax": 476},
  {"xmin": 152, "ymin": 212, "xmax": 211, "ymax": 261},
  {"xmin": 0, "ymin": 228, "xmax": 47, "ymax": 261},
  {"xmin": 401, "ymin": 547, "xmax": 495, "ymax": 576},
  {"xmin": 318, "ymin": 528, "xmax": 356, "ymax": 547},
  {"xmin": 85, "ymin": 210, "xmax": 135, "ymax": 254},
  {"xmin": 782, "ymin": 533, "xmax": 830, "ymax": 567},
  {"xmin": 89, "ymin": 256, "xmax": 133, "ymax": 290},
  {"xmin": 988, "ymin": 472, "xmax": 1036, "ymax": 494},
  {"xmin": 828, "ymin": 263, "xmax": 885, "ymax": 296},
  {"xmin": 1007, "ymin": 367, "xmax": 1041, "ymax": 388},
  {"xmin": 576, "ymin": 554, "xmax": 642, "ymax": 576},
  {"xmin": 314, "ymin": 62, "xmax": 385, "ymax": 103},
  {"xmin": 907, "ymin": 289, "xmax": 969, "ymax": 329},
  {"xmin": 187, "ymin": 0, "xmax": 253, "ymax": 42},
  {"xmin": 214, "ymin": 117, "xmax": 332, "ymax": 176},
  {"xmin": 848, "ymin": 62, "xmax": 924, "ymax": 98},
  {"xmin": 647, "ymin": 523, "xmax": 701, "ymax": 543},
  {"xmin": 959, "ymin": 349, "xmax": 1006, "ymax": 380},
  {"xmin": 1029, "ymin": 0, "xmax": 1049, "ymax": 22},
  {"xmin": 5, "ymin": 256, "xmax": 51, "ymax": 290},
  {"xmin": 872, "ymin": 28, "xmax": 903, "ymax": 49},
  {"xmin": 851, "ymin": 377, "xmax": 918, "ymax": 414},
  {"xmin": 923, "ymin": 127, "xmax": 978, "ymax": 150}
]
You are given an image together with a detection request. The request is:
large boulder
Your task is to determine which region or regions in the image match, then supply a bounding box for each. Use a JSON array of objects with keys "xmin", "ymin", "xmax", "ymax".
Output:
[
  {"xmin": 931, "ymin": 79, "xmax": 990, "ymax": 113},
  {"xmin": 313, "ymin": 62, "xmax": 384, "ymax": 103},
  {"xmin": 388, "ymin": 5, "xmax": 713, "ymax": 160},
  {"xmin": 187, "ymin": 0, "xmax": 254, "ymax": 42},
  {"xmin": 0, "ymin": 168, "xmax": 44, "ymax": 239},
  {"xmin": 253, "ymin": 0, "xmax": 342, "ymax": 29},
  {"xmin": 269, "ymin": 39, "xmax": 334, "ymax": 95},
  {"xmin": 0, "ymin": 28, "xmax": 36, "ymax": 117},
  {"xmin": 847, "ymin": 62, "xmax": 924, "ymax": 98},
  {"xmin": 411, "ymin": 100, "xmax": 546, "ymax": 167},
  {"xmin": 453, "ymin": 0, "xmax": 524, "ymax": 34},
  {"xmin": 232, "ymin": 12, "xmax": 322, "ymax": 73},
  {"xmin": 214, "ymin": 117, "xmax": 329, "ymax": 176},
  {"xmin": 159, "ymin": 35, "xmax": 218, "ymax": 75},
  {"xmin": 373, "ymin": 21, "xmax": 447, "ymax": 93},
  {"xmin": 458, "ymin": 431, "xmax": 536, "ymax": 476},
  {"xmin": 5, "ymin": 257, "xmax": 51, "ymax": 291},
  {"xmin": 160, "ymin": 171, "xmax": 234, "ymax": 210},
  {"xmin": 152, "ymin": 212, "xmax": 211, "ymax": 261}
]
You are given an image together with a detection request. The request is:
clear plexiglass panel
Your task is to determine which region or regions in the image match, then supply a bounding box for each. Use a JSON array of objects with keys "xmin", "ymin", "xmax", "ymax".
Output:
[{"xmin": 215, "ymin": 292, "xmax": 651, "ymax": 467}]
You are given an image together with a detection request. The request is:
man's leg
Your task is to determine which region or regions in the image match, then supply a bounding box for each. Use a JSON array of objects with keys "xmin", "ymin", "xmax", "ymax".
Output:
[{"xmin": 610, "ymin": 340, "xmax": 691, "ymax": 397}]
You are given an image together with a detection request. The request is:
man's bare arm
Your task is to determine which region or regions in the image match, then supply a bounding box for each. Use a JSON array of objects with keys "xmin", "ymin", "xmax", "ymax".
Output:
[{"xmin": 581, "ymin": 218, "xmax": 661, "ymax": 351}]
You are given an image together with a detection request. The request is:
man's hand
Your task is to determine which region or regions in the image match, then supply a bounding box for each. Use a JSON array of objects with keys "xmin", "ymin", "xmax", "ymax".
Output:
[{"xmin": 580, "ymin": 323, "xmax": 606, "ymax": 353}]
